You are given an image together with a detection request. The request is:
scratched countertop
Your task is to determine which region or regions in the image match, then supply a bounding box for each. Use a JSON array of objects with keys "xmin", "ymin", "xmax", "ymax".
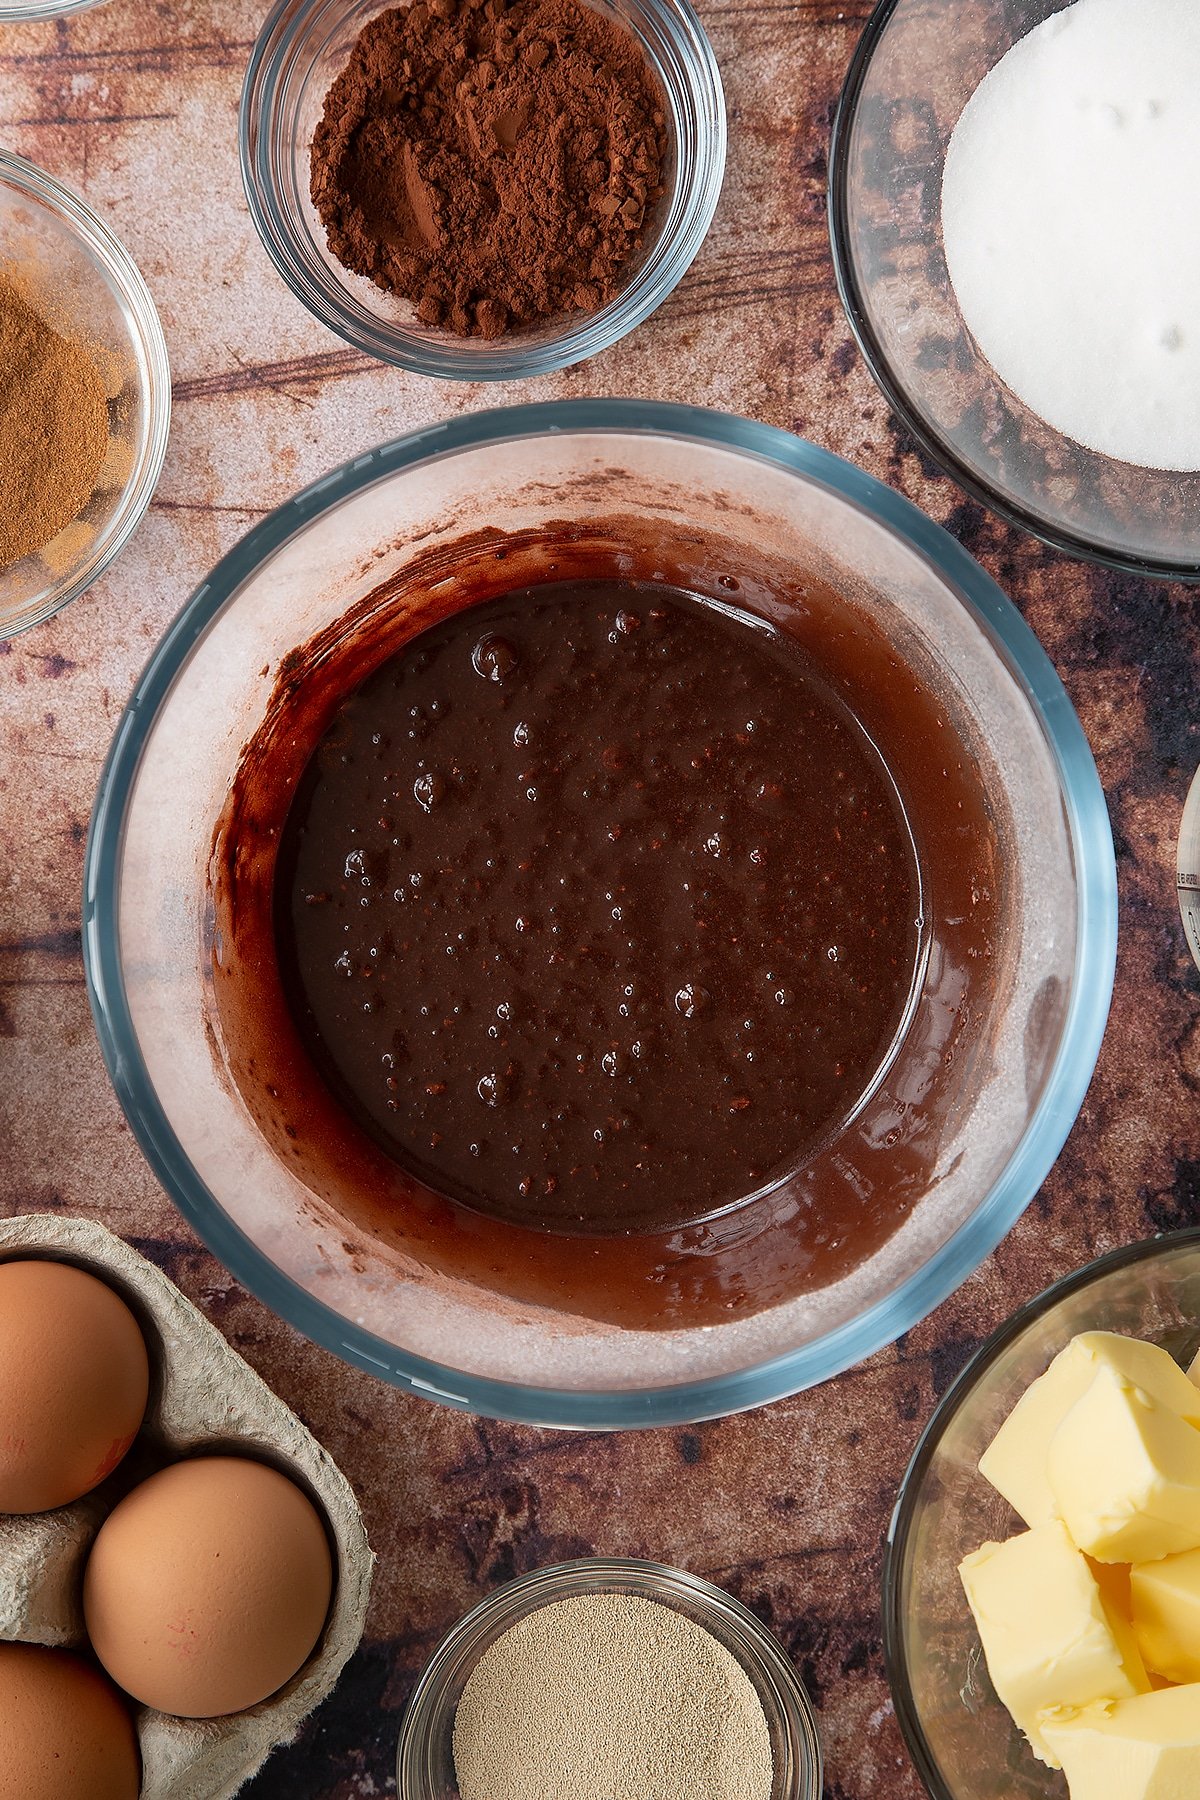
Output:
[{"xmin": 2, "ymin": 1, "xmax": 1200, "ymax": 1795}]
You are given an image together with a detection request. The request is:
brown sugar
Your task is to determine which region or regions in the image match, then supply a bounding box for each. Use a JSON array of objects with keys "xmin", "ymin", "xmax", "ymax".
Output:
[
  {"xmin": 0, "ymin": 278, "xmax": 109, "ymax": 571},
  {"xmin": 309, "ymin": 0, "xmax": 668, "ymax": 339}
]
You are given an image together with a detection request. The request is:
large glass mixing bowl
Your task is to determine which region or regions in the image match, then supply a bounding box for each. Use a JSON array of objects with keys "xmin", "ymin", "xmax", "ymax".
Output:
[{"xmin": 83, "ymin": 400, "xmax": 1116, "ymax": 1427}]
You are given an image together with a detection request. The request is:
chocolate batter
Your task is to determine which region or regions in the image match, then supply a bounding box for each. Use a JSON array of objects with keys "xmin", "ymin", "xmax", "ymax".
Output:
[
  {"xmin": 275, "ymin": 582, "xmax": 920, "ymax": 1234},
  {"xmin": 213, "ymin": 521, "xmax": 1004, "ymax": 1329}
]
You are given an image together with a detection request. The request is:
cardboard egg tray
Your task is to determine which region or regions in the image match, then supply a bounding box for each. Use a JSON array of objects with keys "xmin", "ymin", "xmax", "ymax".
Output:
[{"xmin": 0, "ymin": 1213, "xmax": 374, "ymax": 1799}]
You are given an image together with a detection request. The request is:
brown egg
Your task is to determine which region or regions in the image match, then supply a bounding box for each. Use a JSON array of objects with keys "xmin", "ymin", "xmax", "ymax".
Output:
[
  {"xmin": 83, "ymin": 1455, "xmax": 333, "ymax": 1717},
  {"xmin": 0, "ymin": 1641, "xmax": 140, "ymax": 1800},
  {"xmin": 0, "ymin": 1260, "xmax": 150, "ymax": 1514}
]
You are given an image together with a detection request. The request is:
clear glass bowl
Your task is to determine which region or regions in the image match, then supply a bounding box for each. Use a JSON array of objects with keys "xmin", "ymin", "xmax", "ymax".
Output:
[
  {"xmin": 240, "ymin": 0, "xmax": 725, "ymax": 378},
  {"xmin": 0, "ymin": 151, "xmax": 170, "ymax": 637},
  {"xmin": 82, "ymin": 399, "xmax": 1115, "ymax": 1427},
  {"xmin": 829, "ymin": 0, "xmax": 1200, "ymax": 582},
  {"xmin": 884, "ymin": 1232, "xmax": 1200, "ymax": 1800},
  {"xmin": 0, "ymin": 0, "xmax": 105, "ymax": 21},
  {"xmin": 396, "ymin": 1557, "xmax": 823, "ymax": 1800}
]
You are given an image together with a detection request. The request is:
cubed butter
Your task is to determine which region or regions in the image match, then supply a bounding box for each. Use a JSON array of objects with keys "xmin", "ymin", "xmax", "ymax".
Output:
[
  {"xmin": 1048, "ymin": 1364, "xmax": 1200, "ymax": 1563},
  {"xmin": 1131, "ymin": 1549, "xmax": 1200, "ymax": 1685},
  {"xmin": 1090, "ymin": 1557, "xmax": 1134, "ymax": 1622},
  {"xmin": 980, "ymin": 1334, "xmax": 1200, "ymax": 1528},
  {"xmin": 1090, "ymin": 1559, "xmax": 1154, "ymax": 1697},
  {"xmin": 1042, "ymin": 1686, "xmax": 1200, "ymax": 1800},
  {"xmin": 959, "ymin": 1519, "xmax": 1149, "ymax": 1767}
]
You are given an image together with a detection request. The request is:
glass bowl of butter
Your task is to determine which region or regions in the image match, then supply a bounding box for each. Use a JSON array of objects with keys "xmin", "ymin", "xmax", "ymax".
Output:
[{"xmin": 886, "ymin": 1230, "xmax": 1200, "ymax": 1799}]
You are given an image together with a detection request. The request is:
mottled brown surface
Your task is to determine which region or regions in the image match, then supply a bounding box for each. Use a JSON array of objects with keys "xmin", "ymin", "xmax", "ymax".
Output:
[{"xmin": 1, "ymin": 2, "xmax": 1198, "ymax": 1797}]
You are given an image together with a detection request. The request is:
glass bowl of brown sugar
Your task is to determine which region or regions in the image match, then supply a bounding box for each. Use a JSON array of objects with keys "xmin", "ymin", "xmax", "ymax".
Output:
[
  {"xmin": 397, "ymin": 1558, "xmax": 823, "ymax": 1800},
  {"xmin": 239, "ymin": 0, "xmax": 725, "ymax": 378},
  {"xmin": 0, "ymin": 151, "xmax": 170, "ymax": 637}
]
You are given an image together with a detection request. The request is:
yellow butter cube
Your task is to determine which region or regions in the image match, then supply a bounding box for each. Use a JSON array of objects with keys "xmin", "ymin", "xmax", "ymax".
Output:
[
  {"xmin": 1131, "ymin": 1550, "xmax": 1200, "ymax": 1685},
  {"xmin": 1042, "ymin": 1686, "xmax": 1200, "ymax": 1800},
  {"xmin": 1091, "ymin": 1558, "xmax": 1134, "ymax": 1621},
  {"xmin": 1089, "ymin": 1560, "xmax": 1155, "ymax": 1694},
  {"xmin": 980, "ymin": 1334, "xmax": 1200, "ymax": 1528},
  {"xmin": 1049, "ymin": 1365, "xmax": 1200, "ymax": 1563},
  {"xmin": 959, "ymin": 1520, "xmax": 1149, "ymax": 1766}
]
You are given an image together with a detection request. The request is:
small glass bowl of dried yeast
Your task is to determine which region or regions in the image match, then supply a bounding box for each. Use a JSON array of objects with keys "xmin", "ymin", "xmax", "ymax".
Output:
[
  {"xmin": 398, "ymin": 1557, "xmax": 821, "ymax": 1800},
  {"xmin": 0, "ymin": 151, "xmax": 170, "ymax": 637}
]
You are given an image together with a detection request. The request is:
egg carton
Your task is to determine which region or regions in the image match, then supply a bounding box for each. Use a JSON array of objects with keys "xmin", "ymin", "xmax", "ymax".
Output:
[{"xmin": 0, "ymin": 1214, "xmax": 374, "ymax": 1799}]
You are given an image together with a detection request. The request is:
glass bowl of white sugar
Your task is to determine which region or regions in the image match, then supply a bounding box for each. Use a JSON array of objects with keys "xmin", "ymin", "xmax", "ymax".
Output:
[{"xmin": 830, "ymin": 0, "xmax": 1200, "ymax": 581}]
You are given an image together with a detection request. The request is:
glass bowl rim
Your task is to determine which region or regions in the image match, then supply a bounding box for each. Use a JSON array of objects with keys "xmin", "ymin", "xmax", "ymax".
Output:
[
  {"xmin": 395, "ymin": 1554, "xmax": 823, "ymax": 1799},
  {"xmin": 0, "ymin": 147, "xmax": 172, "ymax": 636},
  {"xmin": 238, "ymin": 0, "xmax": 726, "ymax": 380},
  {"xmin": 881, "ymin": 1227, "xmax": 1200, "ymax": 1799},
  {"xmin": 82, "ymin": 396, "xmax": 1117, "ymax": 1429},
  {"xmin": 0, "ymin": 0, "xmax": 105, "ymax": 20},
  {"xmin": 1177, "ymin": 761, "xmax": 1200, "ymax": 974},
  {"xmin": 826, "ymin": 0, "xmax": 1200, "ymax": 586}
]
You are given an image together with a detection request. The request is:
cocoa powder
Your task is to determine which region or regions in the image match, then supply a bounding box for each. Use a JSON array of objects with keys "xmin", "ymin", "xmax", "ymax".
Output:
[{"xmin": 309, "ymin": 0, "xmax": 667, "ymax": 339}]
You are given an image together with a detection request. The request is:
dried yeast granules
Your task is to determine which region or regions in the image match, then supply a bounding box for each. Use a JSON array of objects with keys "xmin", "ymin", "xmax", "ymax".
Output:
[
  {"xmin": 309, "ymin": 0, "xmax": 667, "ymax": 339},
  {"xmin": 451, "ymin": 1592, "xmax": 774, "ymax": 1800}
]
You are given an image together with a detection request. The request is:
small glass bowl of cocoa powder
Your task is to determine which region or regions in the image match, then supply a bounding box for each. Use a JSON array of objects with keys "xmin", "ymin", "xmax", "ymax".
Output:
[
  {"xmin": 0, "ymin": 151, "xmax": 170, "ymax": 637},
  {"xmin": 397, "ymin": 1558, "xmax": 822, "ymax": 1800},
  {"xmin": 240, "ymin": 0, "xmax": 724, "ymax": 378}
]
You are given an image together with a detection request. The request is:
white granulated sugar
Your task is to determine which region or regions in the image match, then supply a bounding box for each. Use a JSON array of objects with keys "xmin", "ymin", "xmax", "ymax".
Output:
[{"xmin": 941, "ymin": 0, "xmax": 1200, "ymax": 470}]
